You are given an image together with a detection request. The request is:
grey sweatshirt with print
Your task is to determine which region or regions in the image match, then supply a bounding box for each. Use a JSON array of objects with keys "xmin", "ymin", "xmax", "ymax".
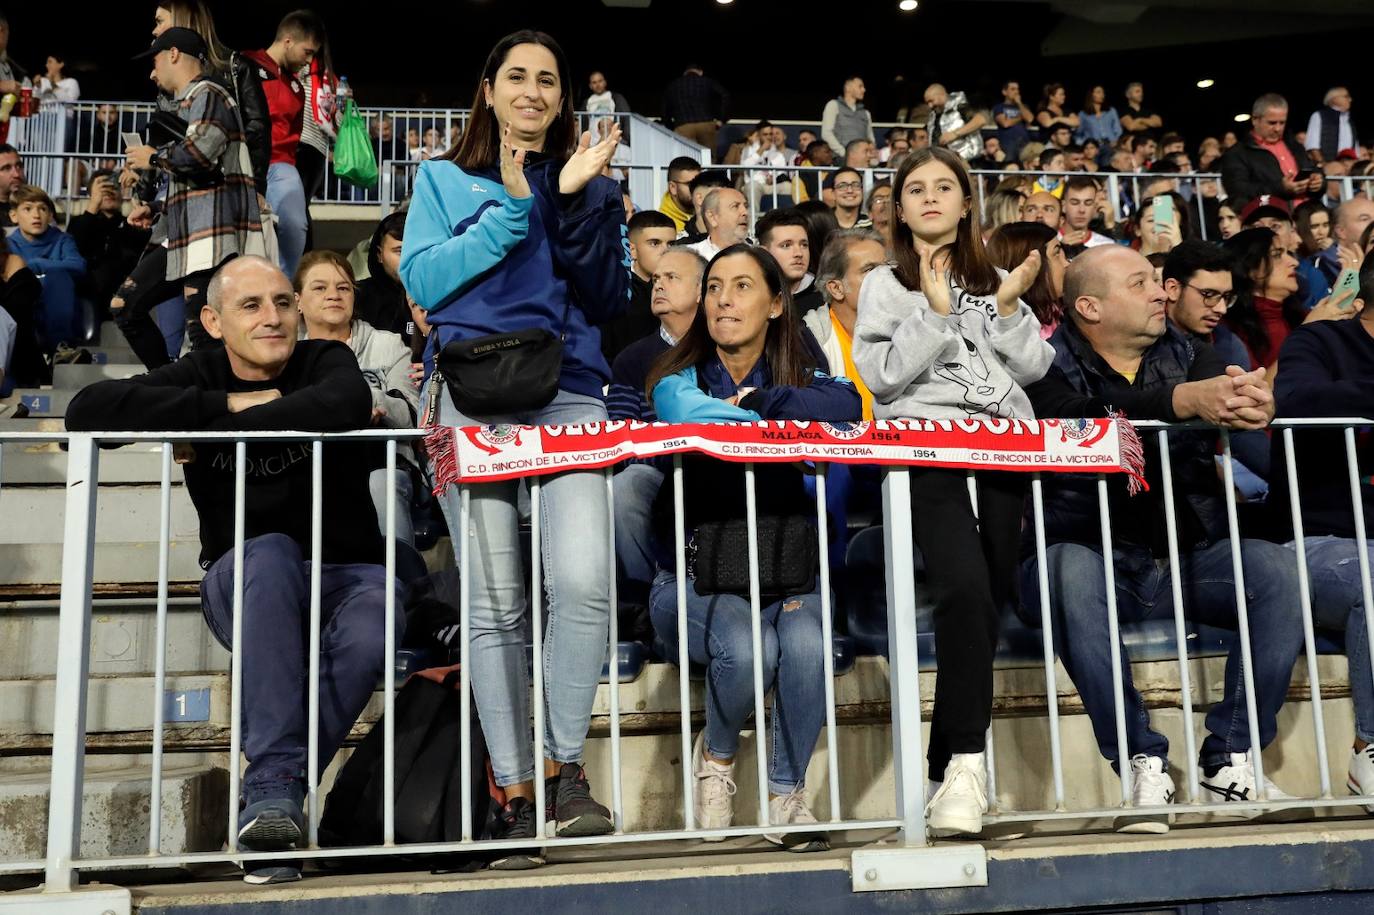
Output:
[{"xmin": 852, "ymin": 264, "xmax": 1054, "ymax": 420}]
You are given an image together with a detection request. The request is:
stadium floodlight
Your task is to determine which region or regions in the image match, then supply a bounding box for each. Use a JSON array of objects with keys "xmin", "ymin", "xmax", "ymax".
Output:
[
  {"xmin": 1233, "ymin": 112, "xmax": 1250, "ymax": 122},
  {"xmin": 1196, "ymin": 78, "xmax": 1215, "ymax": 89},
  {"xmin": 899, "ymin": 0, "xmax": 919, "ymax": 10}
]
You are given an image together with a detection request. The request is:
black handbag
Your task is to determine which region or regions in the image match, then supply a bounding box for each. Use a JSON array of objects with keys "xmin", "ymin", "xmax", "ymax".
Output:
[
  {"xmin": 690, "ymin": 514, "xmax": 817, "ymax": 598},
  {"xmin": 435, "ymin": 323, "xmax": 564, "ymax": 417}
]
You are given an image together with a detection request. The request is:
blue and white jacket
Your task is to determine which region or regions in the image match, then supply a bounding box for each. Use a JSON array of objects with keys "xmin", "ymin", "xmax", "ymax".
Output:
[{"xmin": 400, "ymin": 152, "xmax": 632, "ymax": 400}]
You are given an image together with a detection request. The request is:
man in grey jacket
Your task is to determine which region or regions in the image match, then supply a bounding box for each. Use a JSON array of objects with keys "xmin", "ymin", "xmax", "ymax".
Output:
[{"xmin": 821, "ymin": 76, "xmax": 875, "ymax": 154}]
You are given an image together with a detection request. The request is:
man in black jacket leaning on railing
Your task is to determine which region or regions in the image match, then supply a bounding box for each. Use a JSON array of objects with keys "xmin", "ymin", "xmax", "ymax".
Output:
[
  {"xmin": 65, "ymin": 255, "xmax": 401, "ymax": 885},
  {"xmin": 1017, "ymin": 244, "xmax": 1305, "ymax": 833},
  {"xmin": 1270, "ymin": 250, "xmax": 1374, "ymax": 809}
]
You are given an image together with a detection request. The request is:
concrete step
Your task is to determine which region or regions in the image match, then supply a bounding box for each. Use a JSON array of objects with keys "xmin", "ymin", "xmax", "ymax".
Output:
[
  {"xmin": 52, "ymin": 362, "xmax": 146, "ymax": 390},
  {"xmin": 2, "ymin": 441, "xmax": 178, "ymax": 485},
  {"xmin": 0, "ymin": 483, "xmax": 203, "ymax": 586},
  {"xmin": 0, "ymin": 603, "xmax": 226, "ymax": 679},
  {"xmin": 87, "ymin": 345, "xmax": 140, "ymax": 366},
  {"xmin": 0, "ymin": 763, "xmax": 227, "ymax": 861},
  {"xmin": 12, "ymin": 389, "xmax": 75, "ymax": 418}
]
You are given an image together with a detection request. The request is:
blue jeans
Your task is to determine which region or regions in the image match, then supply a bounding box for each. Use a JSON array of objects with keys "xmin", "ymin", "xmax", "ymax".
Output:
[
  {"xmin": 369, "ymin": 464, "xmax": 416, "ymax": 548},
  {"xmin": 267, "ymin": 162, "xmax": 308, "ymax": 279},
  {"xmin": 199, "ymin": 533, "xmax": 403, "ymax": 787},
  {"xmin": 428, "ymin": 379, "xmax": 612, "ymax": 785},
  {"xmin": 1294, "ymin": 535, "xmax": 1374, "ymax": 744},
  {"xmin": 1020, "ymin": 538, "xmax": 1303, "ymax": 770},
  {"xmin": 36, "ymin": 268, "xmax": 82, "ymax": 349},
  {"xmin": 612, "ymin": 463, "xmax": 663, "ymax": 596},
  {"xmin": 648, "ymin": 571, "xmax": 826, "ymax": 793}
]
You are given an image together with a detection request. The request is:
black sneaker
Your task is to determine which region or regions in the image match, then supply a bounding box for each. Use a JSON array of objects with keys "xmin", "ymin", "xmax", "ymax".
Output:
[
  {"xmin": 546, "ymin": 763, "xmax": 613, "ymax": 837},
  {"xmin": 487, "ymin": 797, "xmax": 544, "ymax": 870},
  {"xmin": 237, "ymin": 774, "xmax": 305, "ymax": 884}
]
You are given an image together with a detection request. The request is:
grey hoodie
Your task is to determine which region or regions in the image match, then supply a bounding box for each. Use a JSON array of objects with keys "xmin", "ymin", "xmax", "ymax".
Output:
[
  {"xmin": 852, "ymin": 264, "xmax": 1053, "ymax": 420},
  {"xmin": 347, "ymin": 319, "xmax": 419, "ymax": 431}
]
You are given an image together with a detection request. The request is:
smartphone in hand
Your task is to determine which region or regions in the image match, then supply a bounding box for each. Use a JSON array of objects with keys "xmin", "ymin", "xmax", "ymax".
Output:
[
  {"xmin": 1333, "ymin": 267, "xmax": 1362, "ymax": 305},
  {"xmin": 1152, "ymin": 194, "xmax": 1174, "ymax": 228}
]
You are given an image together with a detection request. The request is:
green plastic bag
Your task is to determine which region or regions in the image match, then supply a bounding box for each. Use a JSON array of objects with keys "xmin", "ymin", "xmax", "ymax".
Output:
[{"xmin": 333, "ymin": 99, "xmax": 378, "ymax": 189}]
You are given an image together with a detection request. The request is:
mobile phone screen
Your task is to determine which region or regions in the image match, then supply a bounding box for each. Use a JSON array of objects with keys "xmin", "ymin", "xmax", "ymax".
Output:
[{"xmin": 121, "ymin": 132, "xmax": 143, "ymax": 150}]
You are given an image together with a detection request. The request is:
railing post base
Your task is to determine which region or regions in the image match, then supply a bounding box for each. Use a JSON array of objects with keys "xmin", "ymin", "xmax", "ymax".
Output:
[
  {"xmin": 0, "ymin": 884, "xmax": 131, "ymax": 914},
  {"xmin": 851, "ymin": 844, "xmax": 988, "ymax": 893}
]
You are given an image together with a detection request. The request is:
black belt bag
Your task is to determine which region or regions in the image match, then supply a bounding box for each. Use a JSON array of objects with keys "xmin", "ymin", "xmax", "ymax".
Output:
[
  {"xmin": 689, "ymin": 515, "xmax": 817, "ymax": 598},
  {"xmin": 435, "ymin": 326, "xmax": 563, "ymax": 417}
]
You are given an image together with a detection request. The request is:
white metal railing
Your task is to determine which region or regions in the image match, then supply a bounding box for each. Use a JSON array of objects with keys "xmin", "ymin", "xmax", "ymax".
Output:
[{"xmin": 5, "ymin": 417, "xmax": 1374, "ymax": 896}]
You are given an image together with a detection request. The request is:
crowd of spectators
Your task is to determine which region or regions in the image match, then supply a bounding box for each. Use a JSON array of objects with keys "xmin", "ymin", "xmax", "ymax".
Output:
[{"xmin": 0, "ymin": 4, "xmax": 1369, "ymax": 887}]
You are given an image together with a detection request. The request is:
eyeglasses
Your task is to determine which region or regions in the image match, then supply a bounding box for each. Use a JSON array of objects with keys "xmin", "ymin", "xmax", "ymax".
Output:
[
  {"xmin": 1185, "ymin": 284, "xmax": 1237, "ymax": 308},
  {"xmin": 833, "ymin": 181, "xmax": 863, "ymax": 191}
]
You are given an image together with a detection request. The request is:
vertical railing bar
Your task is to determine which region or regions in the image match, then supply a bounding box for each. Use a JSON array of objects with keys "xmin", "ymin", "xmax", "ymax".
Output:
[
  {"xmin": 459, "ymin": 485, "xmax": 474, "ymax": 840},
  {"xmin": 531, "ymin": 479, "xmax": 548, "ymax": 839},
  {"xmin": 881, "ymin": 468, "xmax": 927, "ymax": 846},
  {"xmin": 1031, "ymin": 475, "xmax": 1066, "ymax": 809},
  {"xmin": 42, "ymin": 434, "xmax": 100, "ymax": 890},
  {"xmin": 1097, "ymin": 474, "xmax": 1133, "ymax": 806},
  {"xmin": 383, "ymin": 440, "xmax": 398, "ymax": 844},
  {"xmin": 1283, "ymin": 428, "xmax": 1331, "ymax": 797},
  {"xmin": 307, "ymin": 440, "xmax": 323, "ymax": 845},
  {"xmin": 814, "ymin": 465, "xmax": 842, "ymax": 821},
  {"xmin": 1345, "ymin": 429, "xmax": 1374, "ymax": 804},
  {"xmin": 674, "ymin": 458, "xmax": 695, "ymax": 830},
  {"xmin": 744, "ymin": 465, "xmax": 770, "ymax": 825},
  {"xmin": 1158, "ymin": 431, "xmax": 1200, "ymax": 803},
  {"xmin": 227, "ymin": 440, "xmax": 247, "ymax": 852},
  {"xmin": 149, "ymin": 442, "xmax": 173, "ymax": 854},
  {"xmin": 605, "ymin": 468, "xmax": 624, "ymax": 833},
  {"xmin": 1218, "ymin": 430, "xmax": 1267, "ymax": 800}
]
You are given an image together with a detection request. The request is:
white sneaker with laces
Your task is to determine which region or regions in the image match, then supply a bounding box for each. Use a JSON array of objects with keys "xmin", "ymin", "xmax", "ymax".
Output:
[
  {"xmin": 926, "ymin": 752, "xmax": 987, "ymax": 838},
  {"xmin": 764, "ymin": 786, "xmax": 828, "ymax": 852},
  {"xmin": 1115, "ymin": 754, "xmax": 1176, "ymax": 834},
  {"xmin": 1199, "ymin": 751, "xmax": 1298, "ymax": 819},
  {"xmin": 1347, "ymin": 745, "xmax": 1374, "ymax": 814},
  {"xmin": 692, "ymin": 731, "xmax": 736, "ymax": 841}
]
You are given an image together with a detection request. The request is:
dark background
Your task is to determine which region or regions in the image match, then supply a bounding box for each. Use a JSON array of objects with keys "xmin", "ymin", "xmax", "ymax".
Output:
[{"xmin": 17, "ymin": 0, "xmax": 1374, "ymax": 145}]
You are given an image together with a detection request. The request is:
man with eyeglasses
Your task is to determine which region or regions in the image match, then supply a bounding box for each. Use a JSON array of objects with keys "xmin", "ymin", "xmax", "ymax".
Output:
[
  {"xmin": 826, "ymin": 167, "xmax": 872, "ymax": 230},
  {"xmin": 1163, "ymin": 241, "xmax": 1270, "ymax": 499}
]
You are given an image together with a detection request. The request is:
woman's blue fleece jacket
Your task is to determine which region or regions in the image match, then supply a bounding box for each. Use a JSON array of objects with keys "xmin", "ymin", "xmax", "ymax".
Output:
[{"xmin": 399, "ymin": 152, "xmax": 632, "ymax": 400}]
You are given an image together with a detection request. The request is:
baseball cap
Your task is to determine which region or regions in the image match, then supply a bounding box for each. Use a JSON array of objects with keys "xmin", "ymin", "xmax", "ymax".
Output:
[
  {"xmin": 1238, "ymin": 194, "xmax": 1292, "ymax": 225},
  {"xmin": 134, "ymin": 27, "xmax": 208, "ymax": 61}
]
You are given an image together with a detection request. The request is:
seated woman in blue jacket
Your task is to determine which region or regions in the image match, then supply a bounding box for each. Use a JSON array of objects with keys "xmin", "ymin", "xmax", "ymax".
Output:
[
  {"xmin": 399, "ymin": 29, "xmax": 629, "ymax": 868},
  {"xmin": 644, "ymin": 245, "xmax": 862, "ymax": 852}
]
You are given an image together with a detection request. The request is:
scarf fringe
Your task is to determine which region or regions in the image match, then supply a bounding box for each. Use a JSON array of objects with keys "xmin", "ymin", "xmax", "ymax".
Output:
[
  {"xmin": 425, "ymin": 425, "xmax": 460, "ymax": 497},
  {"xmin": 1110, "ymin": 411, "xmax": 1149, "ymax": 495}
]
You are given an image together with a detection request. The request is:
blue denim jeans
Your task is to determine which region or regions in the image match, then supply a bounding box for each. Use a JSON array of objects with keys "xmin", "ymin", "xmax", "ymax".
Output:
[
  {"xmin": 267, "ymin": 161, "xmax": 307, "ymax": 280},
  {"xmin": 648, "ymin": 571, "xmax": 826, "ymax": 794},
  {"xmin": 200, "ymin": 533, "xmax": 404, "ymax": 787},
  {"xmin": 1293, "ymin": 535, "xmax": 1374, "ymax": 744},
  {"xmin": 612, "ymin": 463, "xmax": 663, "ymax": 595},
  {"xmin": 428, "ymin": 379, "xmax": 612, "ymax": 785},
  {"xmin": 369, "ymin": 464, "xmax": 415, "ymax": 548},
  {"xmin": 1020, "ymin": 538, "xmax": 1303, "ymax": 770}
]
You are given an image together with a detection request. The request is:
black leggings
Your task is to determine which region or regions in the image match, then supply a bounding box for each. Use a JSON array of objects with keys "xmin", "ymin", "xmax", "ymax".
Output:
[
  {"xmin": 908, "ymin": 468, "xmax": 1026, "ymax": 781},
  {"xmin": 113, "ymin": 246, "xmax": 217, "ymax": 368}
]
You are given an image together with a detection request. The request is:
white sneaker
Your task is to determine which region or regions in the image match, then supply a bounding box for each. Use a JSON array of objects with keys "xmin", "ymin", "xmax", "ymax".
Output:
[
  {"xmin": 1347, "ymin": 745, "xmax": 1374, "ymax": 814},
  {"xmin": 692, "ymin": 731, "xmax": 736, "ymax": 841},
  {"xmin": 1115, "ymin": 755, "xmax": 1176, "ymax": 834},
  {"xmin": 1199, "ymin": 751, "xmax": 1300, "ymax": 819},
  {"xmin": 764, "ymin": 786, "xmax": 828, "ymax": 852},
  {"xmin": 926, "ymin": 753, "xmax": 987, "ymax": 838}
]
